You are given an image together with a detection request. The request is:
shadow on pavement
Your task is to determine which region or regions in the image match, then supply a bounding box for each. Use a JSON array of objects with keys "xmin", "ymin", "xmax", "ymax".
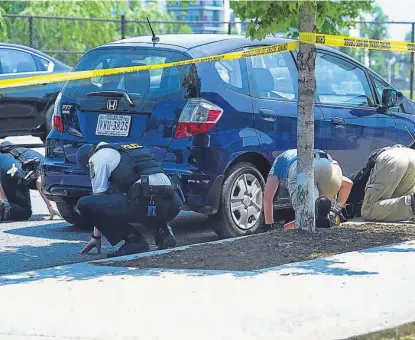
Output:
[
  {"xmin": 361, "ymin": 246, "xmax": 415, "ymax": 253},
  {"xmin": 0, "ymin": 250, "xmax": 380, "ymax": 287},
  {"xmin": 0, "ymin": 241, "xmax": 109, "ymax": 276},
  {"xmin": 269, "ymin": 258, "xmax": 378, "ymax": 277},
  {"xmin": 0, "ymin": 212, "xmax": 217, "ymax": 277},
  {"xmin": 5, "ymin": 211, "xmax": 212, "ymax": 240},
  {"xmin": 3, "ymin": 221, "xmax": 91, "ymax": 241}
]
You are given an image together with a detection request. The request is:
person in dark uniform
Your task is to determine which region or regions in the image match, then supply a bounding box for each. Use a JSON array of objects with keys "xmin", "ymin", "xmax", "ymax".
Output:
[
  {"xmin": 75, "ymin": 141, "xmax": 184, "ymax": 257},
  {"xmin": 0, "ymin": 141, "xmax": 61, "ymax": 221}
]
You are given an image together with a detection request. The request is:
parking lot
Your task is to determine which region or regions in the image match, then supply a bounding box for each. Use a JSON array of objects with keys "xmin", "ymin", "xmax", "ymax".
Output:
[{"xmin": 0, "ymin": 136, "xmax": 220, "ymax": 275}]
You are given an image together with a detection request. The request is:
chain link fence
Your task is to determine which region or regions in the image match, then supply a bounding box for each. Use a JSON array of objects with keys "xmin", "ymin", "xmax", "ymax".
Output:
[
  {"xmin": 1, "ymin": 14, "xmax": 249, "ymax": 66},
  {"xmin": 1, "ymin": 14, "xmax": 414, "ymax": 98}
]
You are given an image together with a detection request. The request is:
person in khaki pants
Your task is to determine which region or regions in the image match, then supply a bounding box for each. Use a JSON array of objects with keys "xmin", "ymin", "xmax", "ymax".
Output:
[
  {"xmin": 263, "ymin": 149, "xmax": 353, "ymax": 230},
  {"xmin": 361, "ymin": 145, "xmax": 415, "ymax": 222}
]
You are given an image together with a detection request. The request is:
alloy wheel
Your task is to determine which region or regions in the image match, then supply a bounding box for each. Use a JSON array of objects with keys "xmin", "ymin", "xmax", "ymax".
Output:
[{"xmin": 229, "ymin": 173, "xmax": 263, "ymax": 230}]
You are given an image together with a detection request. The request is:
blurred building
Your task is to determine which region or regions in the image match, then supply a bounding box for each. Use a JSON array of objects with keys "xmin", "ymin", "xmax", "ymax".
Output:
[{"xmin": 166, "ymin": 0, "xmax": 231, "ymax": 34}]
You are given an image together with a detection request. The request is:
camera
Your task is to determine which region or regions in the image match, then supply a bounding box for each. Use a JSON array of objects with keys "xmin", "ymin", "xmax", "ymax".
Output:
[{"xmin": 22, "ymin": 158, "xmax": 41, "ymax": 187}]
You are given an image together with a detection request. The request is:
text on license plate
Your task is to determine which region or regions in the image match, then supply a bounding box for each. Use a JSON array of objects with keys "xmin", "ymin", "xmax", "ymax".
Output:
[{"xmin": 95, "ymin": 114, "xmax": 131, "ymax": 137}]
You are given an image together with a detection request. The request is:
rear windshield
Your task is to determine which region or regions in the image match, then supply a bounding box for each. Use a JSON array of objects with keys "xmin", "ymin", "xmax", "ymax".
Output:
[{"xmin": 61, "ymin": 47, "xmax": 192, "ymax": 101}]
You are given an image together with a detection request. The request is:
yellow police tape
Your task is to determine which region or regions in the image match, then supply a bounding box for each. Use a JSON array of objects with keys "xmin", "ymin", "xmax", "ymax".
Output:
[
  {"xmin": 299, "ymin": 32, "xmax": 415, "ymax": 53},
  {"xmin": 0, "ymin": 41, "xmax": 299, "ymax": 89},
  {"xmin": 1, "ymin": 32, "xmax": 415, "ymax": 90}
]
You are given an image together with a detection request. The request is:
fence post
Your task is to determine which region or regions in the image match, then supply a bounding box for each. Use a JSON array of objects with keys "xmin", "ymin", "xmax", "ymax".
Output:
[
  {"xmin": 411, "ymin": 23, "xmax": 414, "ymax": 100},
  {"xmin": 121, "ymin": 15, "xmax": 126, "ymax": 40},
  {"xmin": 28, "ymin": 16, "xmax": 34, "ymax": 47},
  {"xmin": 228, "ymin": 22, "xmax": 231, "ymax": 35}
]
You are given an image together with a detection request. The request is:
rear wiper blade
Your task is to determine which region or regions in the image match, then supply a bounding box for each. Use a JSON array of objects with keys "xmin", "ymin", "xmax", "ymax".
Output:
[{"xmin": 87, "ymin": 91, "xmax": 135, "ymax": 107}]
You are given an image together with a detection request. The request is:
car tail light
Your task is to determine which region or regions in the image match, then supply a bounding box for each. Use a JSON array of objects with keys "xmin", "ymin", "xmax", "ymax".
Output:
[
  {"xmin": 52, "ymin": 93, "xmax": 64, "ymax": 133},
  {"xmin": 53, "ymin": 115, "xmax": 64, "ymax": 133},
  {"xmin": 174, "ymin": 98, "xmax": 223, "ymax": 139}
]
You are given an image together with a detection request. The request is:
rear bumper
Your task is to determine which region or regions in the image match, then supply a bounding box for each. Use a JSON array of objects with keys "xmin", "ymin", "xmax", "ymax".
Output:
[
  {"xmin": 41, "ymin": 163, "xmax": 92, "ymax": 202},
  {"xmin": 41, "ymin": 162, "xmax": 223, "ymax": 214}
]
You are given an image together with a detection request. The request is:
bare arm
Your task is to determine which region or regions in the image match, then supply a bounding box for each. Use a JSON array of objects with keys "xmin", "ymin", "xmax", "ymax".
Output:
[
  {"xmin": 36, "ymin": 178, "xmax": 52, "ymax": 208},
  {"xmin": 0, "ymin": 182, "xmax": 7, "ymax": 201},
  {"xmin": 337, "ymin": 176, "xmax": 353, "ymax": 206},
  {"xmin": 263, "ymin": 175, "xmax": 279, "ymax": 225},
  {"xmin": 36, "ymin": 178, "xmax": 62, "ymax": 219}
]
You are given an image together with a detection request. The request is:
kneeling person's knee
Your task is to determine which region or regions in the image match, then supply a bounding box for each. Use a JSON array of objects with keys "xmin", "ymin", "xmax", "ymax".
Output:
[{"xmin": 76, "ymin": 196, "xmax": 95, "ymax": 214}]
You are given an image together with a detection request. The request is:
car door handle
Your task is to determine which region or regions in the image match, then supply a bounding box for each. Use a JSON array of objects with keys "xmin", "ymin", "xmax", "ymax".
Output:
[
  {"xmin": 331, "ymin": 117, "xmax": 347, "ymax": 125},
  {"xmin": 260, "ymin": 109, "xmax": 277, "ymax": 122}
]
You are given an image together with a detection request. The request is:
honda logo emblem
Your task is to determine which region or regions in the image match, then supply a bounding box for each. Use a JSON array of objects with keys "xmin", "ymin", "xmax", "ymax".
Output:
[{"xmin": 107, "ymin": 100, "xmax": 118, "ymax": 111}]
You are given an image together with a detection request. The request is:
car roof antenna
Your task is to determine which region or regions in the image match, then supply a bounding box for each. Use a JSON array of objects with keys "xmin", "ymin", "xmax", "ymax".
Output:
[{"xmin": 146, "ymin": 17, "xmax": 160, "ymax": 44}]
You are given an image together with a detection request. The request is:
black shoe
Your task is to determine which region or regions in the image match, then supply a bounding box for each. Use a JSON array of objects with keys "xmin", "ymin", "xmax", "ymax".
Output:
[
  {"xmin": 155, "ymin": 224, "xmax": 177, "ymax": 250},
  {"xmin": 107, "ymin": 233, "xmax": 150, "ymax": 258},
  {"xmin": 0, "ymin": 200, "xmax": 10, "ymax": 222},
  {"xmin": 315, "ymin": 196, "xmax": 332, "ymax": 228},
  {"xmin": 0, "ymin": 202, "xmax": 5, "ymax": 222}
]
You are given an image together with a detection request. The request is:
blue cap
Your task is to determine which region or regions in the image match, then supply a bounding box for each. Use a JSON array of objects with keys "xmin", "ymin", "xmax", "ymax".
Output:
[
  {"xmin": 76, "ymin": 144, "xmax": 94, "ymax": 169},
  {"xmin": 0, "ymin": 141, "xmax": 12, "ymax": 147}
]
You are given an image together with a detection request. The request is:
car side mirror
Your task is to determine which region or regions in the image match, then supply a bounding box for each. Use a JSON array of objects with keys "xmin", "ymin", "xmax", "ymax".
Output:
[{"xmin": 382, "ymin": 88, "xmax": 403, "ymax": 108}]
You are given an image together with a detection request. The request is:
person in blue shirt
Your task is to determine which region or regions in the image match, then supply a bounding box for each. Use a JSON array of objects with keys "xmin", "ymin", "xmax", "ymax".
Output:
[
  {"xmin": 263, "ymin": 149, "xmax": 353, "ymax": 229},
  {"xmin": 0, "ymin": 141, "xmax": 61, "ymax": 221}
]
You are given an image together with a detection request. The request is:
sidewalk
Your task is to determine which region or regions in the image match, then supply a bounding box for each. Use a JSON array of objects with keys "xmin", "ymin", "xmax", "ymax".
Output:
[{"xmin": 1, "ymin": 237, "xmax": 415, "ymax": 340}]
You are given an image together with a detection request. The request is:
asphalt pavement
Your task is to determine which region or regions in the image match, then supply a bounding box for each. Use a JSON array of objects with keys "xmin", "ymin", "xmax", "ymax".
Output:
[{"xmin": 0, "ymin": 136, "xmax": 218, "ymax": 275}]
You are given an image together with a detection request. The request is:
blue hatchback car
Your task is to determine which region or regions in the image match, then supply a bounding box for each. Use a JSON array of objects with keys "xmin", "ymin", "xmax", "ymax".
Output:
[{"xmin": 42, "ymin": 34, "xmax": 415, "ymax": 237}]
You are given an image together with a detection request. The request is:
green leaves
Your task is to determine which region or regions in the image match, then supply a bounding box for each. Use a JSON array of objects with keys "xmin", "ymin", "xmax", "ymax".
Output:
[
  {"xmin": 231, "ymin": 0, "xmax": 374, "ymax": 40},
  {"xmin": 0, "ymin": 1, "xmax": 193, "ymax": 66},
  {"xmin": 0, "ymin": 7, "xmax": 7, "ymax": 41}
]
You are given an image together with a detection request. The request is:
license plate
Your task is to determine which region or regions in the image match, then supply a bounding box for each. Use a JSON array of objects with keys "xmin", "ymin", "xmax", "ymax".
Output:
[{"xmin": 95, "ymin": 114, "xmax": 131, "ymax": 137}]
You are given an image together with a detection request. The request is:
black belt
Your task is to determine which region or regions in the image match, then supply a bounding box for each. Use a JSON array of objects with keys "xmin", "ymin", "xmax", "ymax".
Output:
[{"xmin": 127, "ymin": 183, "xmax": 177, "ymax": 200}]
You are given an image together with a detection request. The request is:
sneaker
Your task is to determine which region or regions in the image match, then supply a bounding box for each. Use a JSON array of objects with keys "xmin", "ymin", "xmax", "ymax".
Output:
[
  {"xmin": 155, "ymin": 224, "xmax": 177, "ymax": 250},
  {"xmin": 107, "ymin": 233, "xmax": 150, "ymax": 258}
]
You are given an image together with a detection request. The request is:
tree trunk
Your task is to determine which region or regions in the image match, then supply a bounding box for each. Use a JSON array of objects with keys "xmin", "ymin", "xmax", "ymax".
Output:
[{"xmin": 295, "ymin": 2, "xmax": 317, "ymax": 232}]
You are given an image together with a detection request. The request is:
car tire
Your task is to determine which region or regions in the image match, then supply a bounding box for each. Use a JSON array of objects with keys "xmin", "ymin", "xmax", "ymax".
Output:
[
  {"xmin": 45, "ymin": 105, "xmax": 54, "ymax": 136},
  {"xmin": 211, "ymin": 162, "xmax": 265, "ymax": 238},
  {"xmin": 40, "ymin": 105, "xmax": 54, "ymax": 143},
  {"xmin": 56, "ymin": 201, "xmax": 90, "ymax": 230}
]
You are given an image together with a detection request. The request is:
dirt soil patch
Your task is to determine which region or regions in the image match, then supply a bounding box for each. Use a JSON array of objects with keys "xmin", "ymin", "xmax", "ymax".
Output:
[
  {"xmin": 100, "ymin": 222, "xmax": 415, "ymax": 271},
  {"xmin": 348, "ymin": 321, "xmax": 415, "ymax": 340}
]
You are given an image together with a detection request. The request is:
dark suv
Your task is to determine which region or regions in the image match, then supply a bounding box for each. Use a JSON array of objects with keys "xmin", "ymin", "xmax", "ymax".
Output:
[
  {"xmin": 42, "ymin": 34, "xmax": 415, "ymax": 237},
  {"xmin": 0, "ymin": 43, "xmax": 71, "ymax": 140}
]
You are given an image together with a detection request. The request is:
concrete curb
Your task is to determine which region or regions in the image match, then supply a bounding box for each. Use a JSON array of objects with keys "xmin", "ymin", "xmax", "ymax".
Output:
[{"xmin": 91, "ymin": 232, "xmax": 253, "ymax": 264}]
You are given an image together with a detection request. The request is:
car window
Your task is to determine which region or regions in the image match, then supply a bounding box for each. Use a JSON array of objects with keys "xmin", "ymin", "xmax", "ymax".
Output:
[
  {"xmin": 371, "ymin": 75, "xmax": 406, "ymax": 113},
  {"xmin": 249, "ymin": 52, "xmax": 297, "ymax": 101},
  {"xmin": 372, "ymin": 76, "xmax": 393, "ymax": 102},
  {"xmin": 214, "ymin": 58, "xmax": 248, "ymax": 95},
  {"xmin": 32, "ymin": 54, "xmax": 53, "ymax": 72},
  {"xmin": 315, "ymin": 53, "xmax": 374, "ymax": 107},
  {"xmin": 62, "ymin": 48, "xmax": 191, "ymax": 101},
  {"xmin": 0, "ymin": 48, "xmax": 38, "ymax": 75}
]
